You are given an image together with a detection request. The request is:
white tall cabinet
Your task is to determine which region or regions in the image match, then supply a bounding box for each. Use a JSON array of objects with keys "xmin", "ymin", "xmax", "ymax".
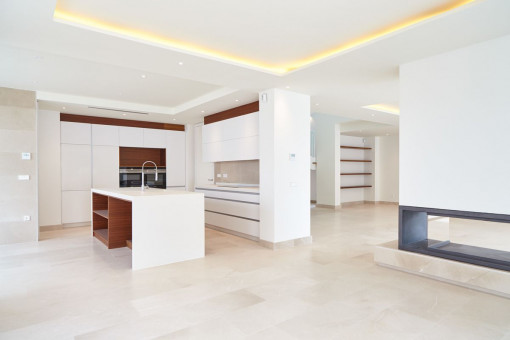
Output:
[
  {"xmin": 60, "ymin": 122, "xmax": 92, "ymax": 224},
  {"xmin": 166, "ymin": 130, "xmax": 186, "ymax": 187},
  {"xmin": 92, "ymin": 124, "xmax": 120, "ymax": 189}
]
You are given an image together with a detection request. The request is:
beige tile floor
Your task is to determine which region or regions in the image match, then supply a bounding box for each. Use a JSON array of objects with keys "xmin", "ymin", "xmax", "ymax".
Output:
[{"xmin": 1, "ymin": 204, "xmax": 510, "ymax": 339}]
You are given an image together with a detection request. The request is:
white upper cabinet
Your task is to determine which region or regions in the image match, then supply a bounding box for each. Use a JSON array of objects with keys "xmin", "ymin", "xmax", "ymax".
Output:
[
  {"xmin": 92, "ymin": 124, "xmax": 119, "ymax": 146},
  {"xmin": 202, "ymin": 112, "xmax": 259, "ymax": 162},
  {"xmin": 166, "ymin": 130, "xmax": 186, "ymax": 187},
  {"xmin": 119, "ymin": 126, "xmax": 143, "ymax": 147},
  {"xmin": 60, "ymin": 122, "xmax": 91, "ymax": 145},
  {"xmin": 143, "ymin": 128, "xmax": 167, "ymax": 148},
  {"xmin": 61, "ymin": 144, "xmax": 91, "ymax": 191}
]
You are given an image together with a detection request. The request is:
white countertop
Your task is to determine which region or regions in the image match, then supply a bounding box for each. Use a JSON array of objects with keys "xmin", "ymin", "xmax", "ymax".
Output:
[
  {"xmin": 195, "ymin": 184, "xmax": 260, "ymax": 194},
  {"xmin": 92, "ymin": 187, "xmax": 201, "ymax": 201}
]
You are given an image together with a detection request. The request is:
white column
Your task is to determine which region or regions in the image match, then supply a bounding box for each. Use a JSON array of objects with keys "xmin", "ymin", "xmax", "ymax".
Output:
[{"xmin": 259, "ymin": 89, "xmax": 311, "ymax": 245}]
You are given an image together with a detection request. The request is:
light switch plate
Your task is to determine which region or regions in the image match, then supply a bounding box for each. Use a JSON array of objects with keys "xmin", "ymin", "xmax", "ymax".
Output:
[
  {"xmin": 222, "ymin": 174, "xmax": 228, "ymax": 178},
  {"xmin": 217, "ymin": 174, "xmax": 221, "ymax": 178},
  {"xmin": 23, "ymin": 215, "xmax": 31, "ymax": 221},
  {"xmin": 18, "ymin": 175, "xmax": 30, "ymax": 180},
  {"xmin": 21, "ymin": 152, "xmax": 31, "ymax": 160}
]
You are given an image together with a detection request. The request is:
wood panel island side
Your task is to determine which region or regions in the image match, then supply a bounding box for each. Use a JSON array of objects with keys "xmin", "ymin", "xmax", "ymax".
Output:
[{"xmin": 91, "ymin": 188, "xmax": 204, "ymax": 270}]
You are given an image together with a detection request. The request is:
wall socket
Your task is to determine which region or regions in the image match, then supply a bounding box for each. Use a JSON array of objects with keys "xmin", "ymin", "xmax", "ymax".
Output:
[
  {"xmin": 23, "ymin": 215, "xmax": 31, "ymax": 221},
  {"xmin": 222, "ymin": 174, "xmax": 228, "ymax": 178}
]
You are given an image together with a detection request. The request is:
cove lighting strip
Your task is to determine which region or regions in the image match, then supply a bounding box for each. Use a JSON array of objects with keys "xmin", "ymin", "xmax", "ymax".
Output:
[
  {"xmin": 54, "ymin": 0, "xmax": 476, "ymax": 75},
  {"xmin": 362, "ymin": 104, "xmax": 400, "ymax": 115}
]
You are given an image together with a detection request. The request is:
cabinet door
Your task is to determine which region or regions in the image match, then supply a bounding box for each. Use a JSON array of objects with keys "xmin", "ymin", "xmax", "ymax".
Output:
[
  {"xmin": 92, "ymin": 145, "xmax": 119, "ymax": 188},
  {"xmin": 61, "ymin": 144, "xmax": 91, "ymax": 190},
  {"xmin": 119, "ymin": 127, "xmax": 143, "ymax": 147},
  {"xmin": 166, "ymin": 130, "xmax": 186, "ymax": 186},
  {"xmin": 61, "ymin": 122, "xmax": 91, "ymax": 145},
  {"xmin": 92, "ymin": 124, "xmax": 119, "ymax": 146},
  {"xmin": 143, "ymin": 128, "xmax": 167, "ymax": 148},
  {"xmin": 194, "ymin": 124, "xmax": 215, "ymax": 186},
  {"xmin": 61, "ymin": 190, "xmax": 91, "ymax": 224}
]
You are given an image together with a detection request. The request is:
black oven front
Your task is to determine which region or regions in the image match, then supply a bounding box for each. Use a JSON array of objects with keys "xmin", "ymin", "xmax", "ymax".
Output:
[{"xmin": 119, "ymin": 167, "xmax": 166, "ymax": 189}]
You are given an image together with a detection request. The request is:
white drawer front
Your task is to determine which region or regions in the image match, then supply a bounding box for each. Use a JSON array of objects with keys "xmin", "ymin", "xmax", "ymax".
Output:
[
  {"xmin": 205, "ymin": 197, "xmax": 259, "ymax": 220},
  {"xmin": 195, "ymin": 188, "xmax": 259, "ymax": 203},
  {"xmin": 205, "ymin": 211, "xmax": 259, "ymax": 238}
]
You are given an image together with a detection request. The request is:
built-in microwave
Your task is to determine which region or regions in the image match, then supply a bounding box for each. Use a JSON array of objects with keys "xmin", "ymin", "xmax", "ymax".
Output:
[{"xmin": 119, "ymin": 167, "xmax": 166, "ymax": 189}]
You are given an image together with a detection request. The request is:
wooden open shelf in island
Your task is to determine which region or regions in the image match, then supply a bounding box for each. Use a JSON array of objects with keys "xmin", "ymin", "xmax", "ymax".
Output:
[
  {"xmin": 126, "ymin": 240, "xmax": 132, "ymax": 250},
  {"xmin": 92, "ymin": 192, "xmax": 132, "ymax": 249},
  {"xmin": 341, "ymin": 173, "xmax": 372, "ymax": 176},
  {"xmin": 341, "ymin": 159, "xmax": 372, "ymax": 162},
  {"xmin": 93, "ymin": 229, "xmax": 108, "ymax": 246},
  {"xmin": 341, "ymin": 146, "xmax": 372, "ymax": 150},
  {"xmin": 341, "ymin": 185, "xmax": 373, "ymax": 189}
]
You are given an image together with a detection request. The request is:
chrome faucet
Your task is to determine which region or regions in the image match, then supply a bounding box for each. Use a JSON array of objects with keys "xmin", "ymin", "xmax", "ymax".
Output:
[{"xmin": 141, "ymin": 161, "xmax": 158, "ymax": 191}]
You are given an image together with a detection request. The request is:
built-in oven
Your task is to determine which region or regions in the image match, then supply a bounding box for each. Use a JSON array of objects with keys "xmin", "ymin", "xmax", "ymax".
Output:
[{"xmin": 119, "ymin": 167, "xmax": 166, "ymax": 189}]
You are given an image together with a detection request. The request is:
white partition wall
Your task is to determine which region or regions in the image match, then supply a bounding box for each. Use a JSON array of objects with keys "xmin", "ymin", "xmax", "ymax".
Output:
[
  {"xmin": 259, "ymin": 89, "xmax": 311, "ymax": 245},
  {"xmin": 400, "ymin": 34, "xmax": 510, "ymax": 214}
]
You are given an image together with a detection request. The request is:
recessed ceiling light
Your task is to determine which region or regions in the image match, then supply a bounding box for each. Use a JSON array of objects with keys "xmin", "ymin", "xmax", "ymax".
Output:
[
  {"xmin": 140, "ymin": 74, "xmax": 147, "ymax": 79},
  {"xmin": 235, "ymin": 99, "xmax": 239, "ymax": 102},
  {"xmin": 371, "ymin": 113, "xmax": 375, "ymax": 117},
  {"xmin": 285, "ymin": 86, "xmax": 290, "ymax": 89},
  {"xmin": 201, "ymin": 110, "xmax": 205, "ymax": 113},
  {"xmin": 172, "ymin": 118, "xmax": 176, "ymax": 121},
  {"xmin": 315, "ymin": 103, "xmax": 319, "ymax": 106},
  {"xmin": 122, "ymin": 113, "xmax": 127, "ymax": 116},
  {"xmin": 62, "ymin": 106, "xmax": 66, "ymax": 110},
  {"xmin": 178, "ymin": 62, "xmax": 183, "ymax": 66}
]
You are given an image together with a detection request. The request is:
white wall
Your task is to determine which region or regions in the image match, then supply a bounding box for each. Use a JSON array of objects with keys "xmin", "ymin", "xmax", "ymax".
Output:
[
  {"xmin": 37, "ymin": 110, "xmax": 62, "ymax": 226},
  {"xmin": 0, "ymin": 88, "xmax": 38, "ymax": 244},
  {"xmin": 400, "ymin": 34, "xmax": 510, "ymax": 214},
  {"xmin": 374, "ymin": 135, "xmax": 399, "ymax": 203},
  {"xmin": 313, "ymin": 114, "xmax": 343, "ymax": 206},
  {"xmin": 259, "ymin": 89, "xmax": 310, "ymax": 243}
]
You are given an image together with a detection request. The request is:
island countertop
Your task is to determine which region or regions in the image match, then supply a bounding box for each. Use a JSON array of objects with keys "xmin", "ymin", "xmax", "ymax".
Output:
[{"xmin": 92, "ymin": 187, "xmax": 201, "ymax": 200}]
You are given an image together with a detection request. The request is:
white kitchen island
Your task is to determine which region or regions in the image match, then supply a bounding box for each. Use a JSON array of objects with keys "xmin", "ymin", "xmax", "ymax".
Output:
[{"xmin": 91, "ymin": 188, "xmax": 204, "ymax": 270}]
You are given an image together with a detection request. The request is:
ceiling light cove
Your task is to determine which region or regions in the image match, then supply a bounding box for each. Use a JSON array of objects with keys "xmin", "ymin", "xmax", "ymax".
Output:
[
  {"xmin": 363, "ymin": 104, "xmax": 400, "ymax": 115},
  {"xmin": 53, "ymin": 0, "xmax": 476, "ymax": 75}
]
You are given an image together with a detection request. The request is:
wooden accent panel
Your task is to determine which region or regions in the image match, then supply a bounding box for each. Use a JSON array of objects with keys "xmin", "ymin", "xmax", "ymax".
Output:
[
  {"xmin": 119, "ymin": 147, "xmax": 166, "ymax": 167},
  {"xmin": 108, "ymin": 197, "xmax": 132, "ymax": 249},
  {"xmin": 204, "ymin": 101, "xmax": 259, "ymax": 125},
  {"xmin": 60, "ymin": 113, "xmax": 185, "ymax": 131}
]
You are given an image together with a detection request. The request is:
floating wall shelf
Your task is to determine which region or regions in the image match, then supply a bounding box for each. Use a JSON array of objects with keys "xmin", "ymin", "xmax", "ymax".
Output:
[
  {"xmin": 341, "ymin": 160, "xmax": 372, "ymax": 162},
  {"xmin": 340, "ymin": 146, "xmax": 372, "ymax": 150},
  {"xmin": 341, "ymin": 185, "xmax": 372, "ymax": 189},
  {"xmin": 341, "ymin": 173, "xmax": 372, "ymax": 176}
]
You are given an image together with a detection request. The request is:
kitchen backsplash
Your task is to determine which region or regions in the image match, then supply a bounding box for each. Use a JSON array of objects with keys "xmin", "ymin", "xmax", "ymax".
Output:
[{"xmin": 215, "ymin": 160, "xmax": 259, "ymax": 185}]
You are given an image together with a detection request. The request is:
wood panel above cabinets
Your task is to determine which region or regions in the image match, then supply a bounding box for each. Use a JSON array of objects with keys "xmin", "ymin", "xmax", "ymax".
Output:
[
  {"xmin": 119, "ymin": 147, "xmax": 166, "ymax": 167},
  {"xmin": 60, "ymin": 113, "xmax": 185, "ymax": 131},
  {"xmin": 204, "ymin": 101, "xmax": 259, "ymax": 125}
]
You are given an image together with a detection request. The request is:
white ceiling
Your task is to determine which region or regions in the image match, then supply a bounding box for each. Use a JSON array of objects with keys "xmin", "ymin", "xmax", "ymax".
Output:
[
  {"xmin": 1, "ymin": 0, "xmax": 510, "ymax": 125},
  {"xmin": 54, "ymin": 0, "xmax": 470, "ymax": 71}
]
